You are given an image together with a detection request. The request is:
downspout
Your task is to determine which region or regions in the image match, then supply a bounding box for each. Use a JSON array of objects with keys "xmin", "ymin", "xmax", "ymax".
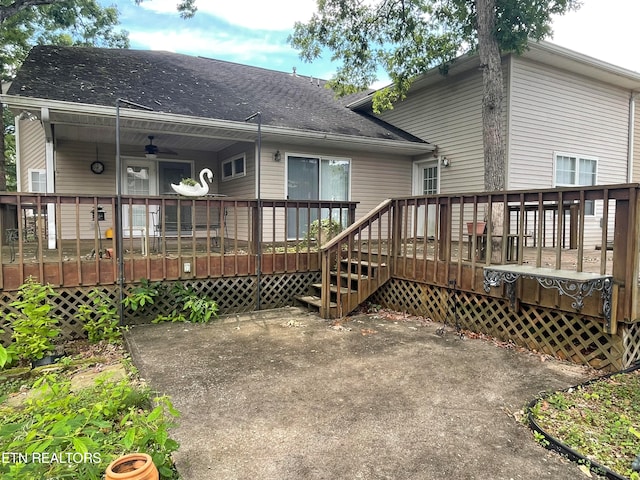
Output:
[
  {"xmin": 41, "ymin": 107, "xmax": 56, "ymax": 250},
  {"xmin": 628, "ymin": 92, "xmax": 638, "ymax": 183}
]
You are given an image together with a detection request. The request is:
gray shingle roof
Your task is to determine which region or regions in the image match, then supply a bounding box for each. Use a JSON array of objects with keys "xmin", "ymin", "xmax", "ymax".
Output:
[{"xmin": 8, "ymin": 45, "xmax": 426, "ymax": 144}]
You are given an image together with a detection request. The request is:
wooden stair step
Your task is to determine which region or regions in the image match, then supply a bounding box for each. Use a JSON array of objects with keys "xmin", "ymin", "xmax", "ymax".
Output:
[
  {"xmin": 331, "ymin": 271, "xmax": 369, "ymax": 280},
  {"xmin": 297, "ymin": 295, "xmax": 337, "ymax": 309},
  {"xmin": 311, "ymin": 283, "xmax": 352, "ymax": 294},
  {"xmin": 341, "ymin": 259, "xmax": 386, "ymax": 268}
]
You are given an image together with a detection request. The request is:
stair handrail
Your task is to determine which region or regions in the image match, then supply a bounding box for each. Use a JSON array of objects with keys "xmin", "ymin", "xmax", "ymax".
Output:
[
  {"xmin": 319, "ymin": 199, "xmax": 393, "ymax": 252},
  {"xmin": 319, "ymin": 199, "xmax": 394, "ymax": 317}
]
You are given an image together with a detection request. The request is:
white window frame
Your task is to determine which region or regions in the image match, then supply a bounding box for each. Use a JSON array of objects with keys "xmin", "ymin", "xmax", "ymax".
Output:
[
  {"xmin": 553, "ymin": 151, "xmax": 598, "ymax": 216},
  {"xmin": 28, "ymin": 168, "xmax": 47, "ymax": 193},
  {"xmin": 221, "ymin": 154, "xmax": 246, "ymax": 182}
]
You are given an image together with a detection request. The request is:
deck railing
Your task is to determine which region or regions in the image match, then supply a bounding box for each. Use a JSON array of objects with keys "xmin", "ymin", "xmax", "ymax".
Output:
[
  {"xmin": 0, "ymin": 193, "xmax": 357, "ymax": 291},
  {"xmin": 384, "ymin": 184, "xmax": 640, "ymax": 323}
]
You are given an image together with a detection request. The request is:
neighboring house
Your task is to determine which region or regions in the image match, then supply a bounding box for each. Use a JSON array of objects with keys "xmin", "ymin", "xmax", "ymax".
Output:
[{"xmin": 3, "ymin": 41, "xmax": 640, "ymax": 246}]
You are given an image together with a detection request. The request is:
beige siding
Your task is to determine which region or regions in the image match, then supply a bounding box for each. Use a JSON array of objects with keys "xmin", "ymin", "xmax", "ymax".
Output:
[
  {"xmin": 509, "ymin": 56, "xmax": 630, "ymax": 247},
  {"xmin": 376, "ymin": 68, "xmax": 488, "ymax": 194},
  {"xmin": 17, "ymin": 119, "xmax": 46, "ymax": 192},
  {"xmin": 54, "ymin": 140, "xmax": 219, "ymax": 240},
  {"xmin": 509, "ymin": 56, "xmax": 629, "ymax": 189},
  {"xmin": 633, "ymin": 101, "xmax": 640, "ymax": 182}
]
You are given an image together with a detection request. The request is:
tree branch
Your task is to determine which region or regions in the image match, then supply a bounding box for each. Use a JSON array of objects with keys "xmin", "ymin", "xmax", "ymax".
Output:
[{"xmin": 0, "ymin": 0, "xmax": 65, "ymax": 24}]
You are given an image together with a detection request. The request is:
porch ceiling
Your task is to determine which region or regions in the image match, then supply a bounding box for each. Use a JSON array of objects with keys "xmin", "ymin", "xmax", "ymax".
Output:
[{"xmin": 6, "ymin": 96, "xmax": 435, "ymax": 156}]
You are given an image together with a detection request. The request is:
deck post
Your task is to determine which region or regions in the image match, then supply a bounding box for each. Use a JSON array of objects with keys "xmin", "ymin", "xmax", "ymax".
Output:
[{"xmin": 438, "ymin": 200, "xmax": 450, "ymax": 262}]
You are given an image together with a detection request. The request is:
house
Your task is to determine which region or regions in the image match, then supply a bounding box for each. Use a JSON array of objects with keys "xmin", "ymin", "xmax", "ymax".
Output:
[
  {"xmin": 5, "ymin": 42, "xmax": 640, "ymax": 247},
  {"xmin": 2, "ymin": 45, "xmax": 434, "ymax": 248},
  {"xmin": 354, "ymin": 41, "xmax": 640, "ymax": 243},
  {"xmin": 2, "ymin": 43, "xmax": 640, "ymax": 371}
]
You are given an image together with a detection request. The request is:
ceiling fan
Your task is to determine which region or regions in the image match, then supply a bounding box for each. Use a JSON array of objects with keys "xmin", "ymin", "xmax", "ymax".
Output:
[
  {"xmin": 143, "ymin": 135, "xmax": 178, "ymax": 157},
  {"xmin": 123, "ymin": 135, "xmax": 178, "ymax": 157}
]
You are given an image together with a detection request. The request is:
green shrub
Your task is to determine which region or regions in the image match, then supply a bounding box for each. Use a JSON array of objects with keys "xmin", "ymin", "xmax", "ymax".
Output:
[
  {"xmin": 7, "ymin": 277, "xmax": 62, "ymax": 363},
  {"xmin": 123, "ymin": 279, "xmax": 163, "ymax": 312},
  {"xmin": 153, "ymin": 283, "xmax": 218, "ymax": 324},
  {"xmin": 0, "ymin": 373, "xmax": 180, "ymax": 479},
  {"xmin": 78, "ymin": 289, "xmax": 122, "ymax": 344}
]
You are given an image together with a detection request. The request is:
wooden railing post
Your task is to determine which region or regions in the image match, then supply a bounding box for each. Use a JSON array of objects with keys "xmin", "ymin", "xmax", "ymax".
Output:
[
  {"xmin": 438, "ymin": 200, "xmax": 450, "ymax": 262},
  {"xmin": 391, "ymin": 200, "xmax": 403, "ymax": 275},
  {"xmin": 250, "ymin": 203, "xmax": 259, "ymax": 255}
]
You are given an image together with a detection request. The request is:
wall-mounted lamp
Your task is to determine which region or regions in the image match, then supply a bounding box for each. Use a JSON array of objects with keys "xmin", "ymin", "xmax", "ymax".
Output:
[
  {"xmin": 273, "ymin": 150, "xmax": 281, "ymax": 162},
  {"xmin": 440, "ymin": 156, "xmax": 450, "ymax": 167}
]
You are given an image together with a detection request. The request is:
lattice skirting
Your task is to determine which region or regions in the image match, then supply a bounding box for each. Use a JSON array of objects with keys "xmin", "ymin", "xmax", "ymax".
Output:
[
  {"xmin": 372, "ymin": 279, "xmax": 629, "ymax": 371},
  {"xmin": 1, "ymin": 272, "xmax": 321, "ymax": 343},
  {"xmin": 623, "ymin": 322, "xmax": 640, "ymax": 368}
]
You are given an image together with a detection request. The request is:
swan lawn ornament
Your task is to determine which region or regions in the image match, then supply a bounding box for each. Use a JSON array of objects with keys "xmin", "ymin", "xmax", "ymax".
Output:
[{"xmin": 171, "ymin": 168, "xmax": 214, "ymax": 197}]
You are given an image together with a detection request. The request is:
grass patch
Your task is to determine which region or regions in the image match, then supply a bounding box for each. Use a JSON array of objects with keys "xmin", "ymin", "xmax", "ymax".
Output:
[
  {"xmin": 0, "ymin": 342, "xmax": 180, "ymax": 480},
  {"xmin": 530, "ymin": 369, "xmax": 640, "ymax": 478}
]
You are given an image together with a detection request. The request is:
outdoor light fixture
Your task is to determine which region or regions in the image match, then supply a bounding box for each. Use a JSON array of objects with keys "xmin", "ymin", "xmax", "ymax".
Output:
[
  {"xmin": 440, "ymin": 156, "xmax": 450, "ymax": 167},
  {"xmin": 273, "ymin": 150, "xmax": 281, "ymax": 162}
]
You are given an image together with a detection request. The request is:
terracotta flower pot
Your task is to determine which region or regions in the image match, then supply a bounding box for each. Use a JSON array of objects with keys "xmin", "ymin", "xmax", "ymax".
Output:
[{"xmin": 105, "ymin": 453, "xmax": 159, "ymax": 480}]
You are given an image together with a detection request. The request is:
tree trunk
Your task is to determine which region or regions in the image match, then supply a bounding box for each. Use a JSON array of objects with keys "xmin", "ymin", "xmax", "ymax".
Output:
[{"xmin": 476, "ymin": 0, "xmax": 505, "ymax": 193}]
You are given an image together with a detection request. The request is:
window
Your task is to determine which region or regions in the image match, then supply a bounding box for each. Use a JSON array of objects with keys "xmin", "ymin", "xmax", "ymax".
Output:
[
  {"xmin": 28, "ymin": 169, "xmax": 46, "ymax": 193},
  {"xmin": 286, "ymin": 154, "xmax": 351, "ymax": 238},
  {"xmin": 221, "ymin": 154, "xmax": 246, "ymax": 181},
  {"xmin": 554, "ymin": 153, "xmax": 597, "ymax": 215}
]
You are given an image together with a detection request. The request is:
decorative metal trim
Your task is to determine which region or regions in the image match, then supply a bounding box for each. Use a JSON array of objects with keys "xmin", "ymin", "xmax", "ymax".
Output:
[{"xmin": 483, "ymin": 268, "xmax": 613, "ymax": 331}]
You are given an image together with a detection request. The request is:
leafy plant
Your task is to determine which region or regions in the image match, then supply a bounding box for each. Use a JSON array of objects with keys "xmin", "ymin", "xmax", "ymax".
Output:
[
  {"xmin": 123, "ymin": 278, "xmax": 163, "ymax": 312},
  {"xmin": 0, "ymin": 329, "xmax": 17, "ymax": 369},
  {"xmin": 153, "ymin": 283, "xmax": 218, "ymax": 324},
  {"xmin": 180, "ymin": 177, "xmax": 198, "ymax": 186},
  {"xmin": 304, "ymin": 218, "xmax": 343, "ymax": 246},
  {"xmin": 7, "ymin": 277, "xmax": 62, "ymax": 363},
  {"xmin": 78, "ymin": 289, "xmax": 122, "ymax": 344},
  {"xmin": 0, "ymin": 372, "xmax": 180, "ymax": 479}
]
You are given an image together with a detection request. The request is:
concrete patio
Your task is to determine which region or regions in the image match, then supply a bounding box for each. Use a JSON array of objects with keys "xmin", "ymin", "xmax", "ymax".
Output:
[{"xmin": 125, "ymin": 307, "xmax": 594, "ymax": 480}]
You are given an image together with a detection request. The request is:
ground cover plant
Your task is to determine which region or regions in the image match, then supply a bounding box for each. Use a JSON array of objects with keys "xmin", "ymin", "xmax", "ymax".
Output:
[
  {"xmin": 0, "ymin": 278, "xmax": 187, "ymax": 479},
  {"xmin": 529, "ymin": 368, "xmax": 640, "ymax": 479}
]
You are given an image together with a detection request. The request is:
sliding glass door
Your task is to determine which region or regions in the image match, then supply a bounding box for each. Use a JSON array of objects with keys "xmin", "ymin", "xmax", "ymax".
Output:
[{"xmin": 286, "ymin": 155, "xmax": 350, "ymax": 239}]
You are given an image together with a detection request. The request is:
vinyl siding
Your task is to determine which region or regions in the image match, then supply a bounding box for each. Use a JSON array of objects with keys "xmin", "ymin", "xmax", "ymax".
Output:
[
  {"xmin": 17, "ymin": 119, "xmax": 46, "ymax": 192},
  {"xmin": 633, "ymin": 103, "xmax": 640, "ymax": 182},
  {"xmin": 509, "ymin": 56, "xmax": 630, "ymax": 247},
  {"xmin": 258, "ymin": 144, "xmax": 413, "ymax": 242},
  {"xmin": 508, "ymin": 56, "xmax": 629, "ymax": 189},
  {"xmin": 54, "ymin": 140, "xmax": 217, "ymax": 240},
  {"xmin": 375, "ymin": 68, "xmax": 492, "ymax": 194}
]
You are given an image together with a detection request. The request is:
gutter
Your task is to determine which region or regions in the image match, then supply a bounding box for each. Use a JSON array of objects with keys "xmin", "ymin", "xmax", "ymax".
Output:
[{"xmin": 1, "ymin": 95, "xmax": 435, "ymax": 155}]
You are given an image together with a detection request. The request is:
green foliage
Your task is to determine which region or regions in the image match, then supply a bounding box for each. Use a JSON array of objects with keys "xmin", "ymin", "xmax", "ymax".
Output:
[
  {"xmin": 123, "ymin": 278, "xmax": 163, "ymax": 312},
  {"xmin": 0, "ymin": 372, "xmax": 180, "ymax": 479},
  {"xmin": 290, "ymin": 0, "xmax": 580, "ymax": 113},
  {"xmin": 180, "ymin": 177, "xmax": 198, "ymax": 186},
  {"xmin": 6, "ymin": 277, "xmax": 62, "ymax": 363},
  {"xmin": 78, "ymin": 289, "xmax": 122, "ymax": 344},
  {"xmin": 532, "ymin": 372, "xmax": 640, "ymax": 478},
  {"xmin": 303, "ymin": 218, "xmax": 343, "ymax": 246},
  {"xmin": 153, "ymin": 283, "xmax": 218, "ymax": 324}
]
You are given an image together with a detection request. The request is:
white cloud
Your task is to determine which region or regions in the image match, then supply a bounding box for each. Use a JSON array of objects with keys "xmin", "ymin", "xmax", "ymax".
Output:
[
  {"xmin": 551, "ymin": 0, "xmax": 640, "ymax": 73},
  {"xmin": 137, "ymin": 0, "xmax": 317, "ymax": 31},
  {"xmin": 129, "ymin": 29, "xmax": 291, "ymax": 60}
]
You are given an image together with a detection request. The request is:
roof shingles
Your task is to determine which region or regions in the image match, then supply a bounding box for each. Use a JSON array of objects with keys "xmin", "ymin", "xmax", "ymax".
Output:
[{"xmin": 9, "ymin": 46, "xmax": 426, "ymax": 144}]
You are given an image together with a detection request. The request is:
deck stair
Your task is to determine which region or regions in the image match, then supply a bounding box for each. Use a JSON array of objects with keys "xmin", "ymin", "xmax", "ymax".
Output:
[{"xmin": 297, "ymin": 255, "xmax": 389, "ymax": 318}]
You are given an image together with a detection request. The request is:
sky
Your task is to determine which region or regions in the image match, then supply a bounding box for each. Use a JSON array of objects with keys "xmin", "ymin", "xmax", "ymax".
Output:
[{"xmin": 106, "ymin": 0, "xmax": 640, "ymax": 87}]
